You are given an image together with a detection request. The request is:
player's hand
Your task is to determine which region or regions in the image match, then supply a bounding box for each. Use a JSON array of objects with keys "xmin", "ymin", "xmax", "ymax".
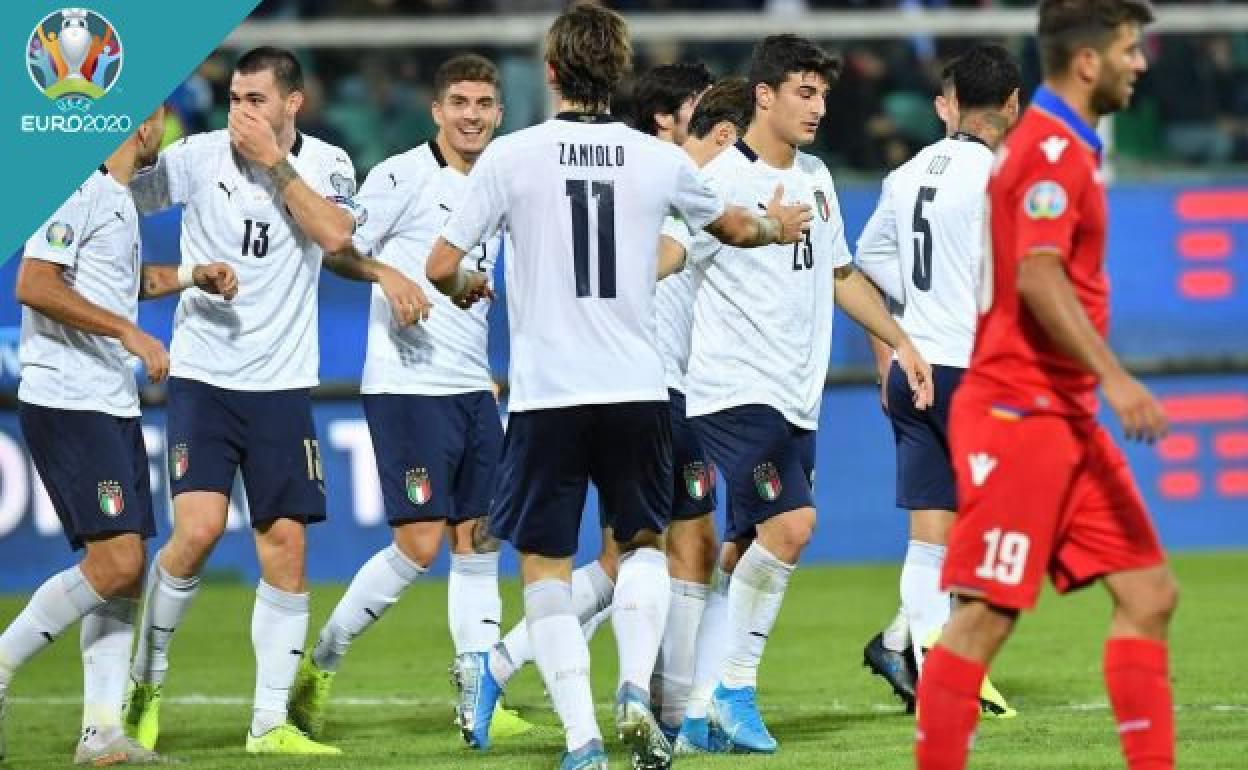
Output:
[
  {"xmin": 1102, "ymin": 370, "xmax": 1168, "ymax": 443},
  {"xmin": 228, "ymin": 108, "xmax": 283, "ymax": 168},
  {"xmin": 120, "ymin": 325, "xmax": 169, "ymax": 384},
  {"xmin": 193, "ymin": 262, "xmax": 238, "ymax": 301},
  {"xmin": 453, "ymin": 271, "xmax": 493, "ymax": 310},
  {"xmin": 379, "ymin": 265, "xmax": 432, "ymax": 326},
  {"xmin": 895, "ymin": 341, "xmax": 934, "ymax": 410},
  {"xmin": 765, "ymin": 184, "xmax": 812, "ymax": 244}
]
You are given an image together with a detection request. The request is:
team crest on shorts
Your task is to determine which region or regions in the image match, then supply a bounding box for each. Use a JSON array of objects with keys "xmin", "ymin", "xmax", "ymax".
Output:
[
  {"xmin": 97, "ymin": 481, "xmax": 124, "ymax": 517},
  {"xmin": 683, "ymin": 462, "xmax": 712, "ymax": 501},
  {"xmin": 753, "ymin": 462, "xmax": 782, "ymax": 502},
  {"xmin": 405, "ymin": 468, "xmax": 431, "ymax": 505},
  {"xmin": 813, "ymin": 189, "xmax": 830, "ymax": 222},
  {"xmin": 170, "ymin": 443, "xmax": 189, "ymax": 481}
]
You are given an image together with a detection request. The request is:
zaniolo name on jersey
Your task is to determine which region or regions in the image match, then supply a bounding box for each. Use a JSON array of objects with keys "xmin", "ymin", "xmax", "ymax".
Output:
[
  {"xmin": 440, "ymin": 113, "xmax": 725, "ymax": 413},
  {"xmin": 130, "ymin": 130, "xmax": 359, "ymax": 391},
  {"xmin": 684, "ymin": 140, "xmax": 853, "ymax": 431},
  {"xmin": 353, "ymin": 140, "xmax": 506, "ymax": 396}
]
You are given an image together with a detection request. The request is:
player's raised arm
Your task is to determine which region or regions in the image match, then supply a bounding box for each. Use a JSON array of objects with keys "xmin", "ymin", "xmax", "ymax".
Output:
[
  {"xmin": 1017, "ymin": 250, "xmax": 1166, "ymax": 441},
  {"xmin": 704, "ymin": 183, "xmax": 811, "ymax": 247},
  {"xmin": 138, "ymin": 263, "xmax": 238, "ymax": 301},
  {"xmin": 834, "ymin": 263, "xmax": 934, "ymax": 409},
  {"xmin": 427, "ymin": 140, "xmax": 504, "ymax": 307},
  {"xmin": 16, "ymin": 259, "xmax": 168, "ymax": 382}
]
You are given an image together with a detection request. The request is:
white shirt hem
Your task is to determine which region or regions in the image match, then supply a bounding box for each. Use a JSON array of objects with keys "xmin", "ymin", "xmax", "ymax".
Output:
[{"xmin": 508, "ymin": 388, "xmax": 669, "ymax": 413}]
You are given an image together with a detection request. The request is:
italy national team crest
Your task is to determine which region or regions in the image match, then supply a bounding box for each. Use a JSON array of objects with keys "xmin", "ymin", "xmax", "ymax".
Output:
[
  {"xmin": 405, "ymin": 468, "xmax": 431, "ymax": 506},
  {"xmin": 97, "ymin": 480, "xmax": 124, "ymax": 517},
  {"xmin": 753, "ymin": 462, "xmax": 782, "ymax": 502},
  {"xmin": 683, "ymin": 462, "xmax": 712, "ymax": 501},
  {"xmin": 27, "ymin": 9, "xmax": 123, "ymax": 110},
  {"xmin": 813, "ymin": 189, "xmax": 830, "ymax": 222},
  {"xmin": 170, "ymin": 443, "xmax": 189, "ymax": 481}
]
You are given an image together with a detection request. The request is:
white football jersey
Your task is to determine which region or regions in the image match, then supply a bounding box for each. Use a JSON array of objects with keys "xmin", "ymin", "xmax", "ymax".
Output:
[
  {"xmin": 654, "ymin": 216, "xmax": 697, "ymax": 392},
  {"xmin": 354, "ymin": 142, "xmax": 503, "ymax": 396},
  {"xmin": 131, "ymin": 130, "xmax": 359, "ymax": 390},
  {"xmin": 855, "ymin": 133, "xmax": 994, "ymax": 368},
  {"xmin": 20, "ymin": 168, "xmax": 141, "ymax": 417},
  {"xmin": 441, "ymin": 114, "xmax": 725, "ymax": 412},
  {"xmin": 685, "ymin": 142, "xmax": 852, "ymax": 430}
]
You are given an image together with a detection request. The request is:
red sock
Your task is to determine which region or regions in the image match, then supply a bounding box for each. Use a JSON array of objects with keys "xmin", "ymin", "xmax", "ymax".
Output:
[
  {"xmin": 1104, "ymin": 638, "xmax": 1175, "ymax": 770},
  {"xmin": 915, "ymin": 645, "xmax": 986, "ymax": 770}
]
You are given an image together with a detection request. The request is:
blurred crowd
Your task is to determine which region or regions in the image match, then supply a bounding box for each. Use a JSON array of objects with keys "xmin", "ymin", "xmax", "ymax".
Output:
[{"xmin": 159, "ymin": 1, "xmax": 1248, "ymax": 175}]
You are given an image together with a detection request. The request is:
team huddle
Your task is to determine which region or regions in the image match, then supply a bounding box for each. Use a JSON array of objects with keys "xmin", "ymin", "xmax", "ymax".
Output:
[{"xmin": 0, "ymin": 1, "xmax": 1179, "ymax": 769}]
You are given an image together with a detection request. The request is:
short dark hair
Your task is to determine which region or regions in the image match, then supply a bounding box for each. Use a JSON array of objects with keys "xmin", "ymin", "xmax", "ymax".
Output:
[
  {"xmin": 234, "ymin": 46, "xmax": 303, "ymax": 94},
  {"xmin": 544, "ymin": 1, "xmax": 632, "ymax": 113},
  {"xmin": 688, "ymin": 76, "xmax": 751, "ymax": 139},
  {"xmin": 434, "ymin": 53, "xmax": 500, "ymax": 100},
  {"xmin": 1037, "ymin": 0, "xmax": 1155, "ymax": 76},
  {"xmin": 748, "ymin": 34, "xmax": 842, "ymax": 100},
  {"xmin": 942, "ymin": 44, "xmax": 1021, "ymax": 110},
  {"xmin": 631, "ymin": 62, "xmax": 714, "ymax": 136}
]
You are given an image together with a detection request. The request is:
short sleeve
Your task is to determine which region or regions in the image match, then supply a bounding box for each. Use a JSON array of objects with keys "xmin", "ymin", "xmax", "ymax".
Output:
[
  {"xmin": 854, "ymin": 177, "xmax": 903, "ymax": 301},
  {"xmin": 310, "ymin": 149, "xmax": 365, "ymax": 231},
  {"xmin": 824, "ymin": 182, "xmax": 854, "ymax": 271},
  {"xmin": 24, "ymin": 181, "xmax": 94, "ymax": 268},
  {"xmin": 1010, "ymin": 148, "xmax": 1088, "ymax": 264},
  {"xmin": 441, "ymin": 142, "xmax": 506, "ymax": 252},
  {"xmin": 130, "ymin": 135, "xmax": 197, "ymax": 213},
  {"xmin": 670, "ymin": 153, "xmax": 725, "ymax": 232},
  {"xmin": 661, "ymin": 215, "xmax": 696, "ymax": 253},
  {"xmin": 351, "ymin": 159, "xmax": 416, "ymax": 256}
]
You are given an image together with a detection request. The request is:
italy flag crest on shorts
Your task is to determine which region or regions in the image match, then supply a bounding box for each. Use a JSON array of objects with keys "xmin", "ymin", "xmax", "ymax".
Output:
[
  {"xmin": 97, "ymin": 481, "xmax": 124, "ymax": 517},
  {"xmin": 405, "ymin": 468, "xmax": 431, "ymax": 505},
  {"xmin": 683, "ymin": 462, "xmax": 711, "ymax": 501},
  {"xmin": 753, "ymin": 462, "xmax": 782, "ymax": 502}
]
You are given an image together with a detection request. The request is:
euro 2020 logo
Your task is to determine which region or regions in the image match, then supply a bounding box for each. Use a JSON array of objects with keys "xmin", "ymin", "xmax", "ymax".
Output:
[{"xmin": 23, "ymin": 8, "xmax": 132, "ymax": 134}]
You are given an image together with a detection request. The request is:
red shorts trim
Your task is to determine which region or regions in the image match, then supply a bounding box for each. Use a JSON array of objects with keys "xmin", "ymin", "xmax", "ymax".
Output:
[{"xmin": 942, "ymin": 392, "xmax": 1165, "ymax": 610}]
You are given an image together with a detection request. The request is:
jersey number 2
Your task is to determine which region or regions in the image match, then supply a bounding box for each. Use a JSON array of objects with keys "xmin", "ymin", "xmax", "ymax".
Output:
[
  {"xmin": 911, "ymin": 186, "xmax": 937, "ymax": 291},
  {"xmin": 566, "ymin": 179, "xmax": 617, "ymax": 298}
]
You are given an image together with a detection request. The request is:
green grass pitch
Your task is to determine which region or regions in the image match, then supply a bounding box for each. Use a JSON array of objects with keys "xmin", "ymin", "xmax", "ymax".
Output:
[{"xmin": 2, "ymin": 551, "xmax": 1245, "ymax": 769}]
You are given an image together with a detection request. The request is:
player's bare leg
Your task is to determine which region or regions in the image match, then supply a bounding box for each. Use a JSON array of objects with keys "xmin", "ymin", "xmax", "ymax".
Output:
[
  {"xmin": 1102, "ymin": 564, "xmax": 1179, "ymax": 770},
  {"xmin": 126, "ymin": 491, "xmax": 226, "ymax": 749},
  {"xmin": 653, "ymin": 514, "xmax": 716, "ymax": 734},
  {"xmin": 296, "ymin": 520, "xmax": 436, "ymax": 738}
]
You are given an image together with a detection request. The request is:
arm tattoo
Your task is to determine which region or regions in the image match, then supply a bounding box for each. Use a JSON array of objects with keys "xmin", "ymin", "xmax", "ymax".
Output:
[{"xmin": 268, "ymin": 158, "xmax": 299, "ymax": 193}]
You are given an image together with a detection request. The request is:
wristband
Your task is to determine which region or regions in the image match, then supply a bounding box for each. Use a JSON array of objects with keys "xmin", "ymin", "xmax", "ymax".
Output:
[
  {"xmin": 177, "ymin": 263, "xmax": 195, "ymax": 289},
  {"xmin": 758, "ymin": 215, "xmax": 779, "ymax": 244}
]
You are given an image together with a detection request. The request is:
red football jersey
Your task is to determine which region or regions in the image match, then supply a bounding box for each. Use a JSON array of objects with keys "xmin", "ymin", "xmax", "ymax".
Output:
[{"xmin": 964, "ymin": 86, "xmax": 1109, "ymax": 418}]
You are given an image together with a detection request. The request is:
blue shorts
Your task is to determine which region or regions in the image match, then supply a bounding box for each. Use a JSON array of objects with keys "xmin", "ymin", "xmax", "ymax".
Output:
[
  {"xmin": 669, "ymin": 389, "xmax": 717, "ymax": 521},
  {"xmin": 166, "ymin": 377, "xmax": 326, "ymax": 527},
  {"xmin": 19, "ymin": 402, "xmax": 156, "ymax": 550},
  {"xmin": 490, "ymin": 401, "xmax": 672, "ymax": 559},
  {"xmin": 887, "ymin": 362, "xmax": 964, "ymax": 511},
  {"xmin": 362, "ymin": 391, "xmax": 503, "ymax": 525},
  {"xmin": 692, "ymin": 404, "xmax": 816, "ymax": 542}
]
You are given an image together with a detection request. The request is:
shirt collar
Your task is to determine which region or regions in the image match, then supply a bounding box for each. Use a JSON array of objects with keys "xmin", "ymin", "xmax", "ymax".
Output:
[
  {"xmin": 554, "ymin": 111, "xmax": 618, "ymax": 124},
  {"xmin": 291, "ymin": 131, "xmax": 304, "ymax": 157},
  {"xmin": 1031, "ymin": 85, "xmax": 1103, "ymax": 158},
  {"xmin": 428, "ymin": 139, "xmax": 448, "ymax": 168},
  {"xmin": 734, "ymin": 139, "xmax": 758, "ymax": 162}
]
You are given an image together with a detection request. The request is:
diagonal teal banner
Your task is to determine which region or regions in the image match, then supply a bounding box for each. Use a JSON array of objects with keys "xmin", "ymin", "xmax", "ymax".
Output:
[{"xmin": 0, "ymin": 1, "xmax": 259, "ymax": 262}]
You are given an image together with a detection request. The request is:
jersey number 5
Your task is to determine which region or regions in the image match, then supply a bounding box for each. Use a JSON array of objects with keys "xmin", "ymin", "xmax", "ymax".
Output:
[
  {"xmin": 566, "ymin": 179, "xmax": 617, "ymax": 298},
  {"xmin": 241, "ymin": 218, "xmax": 271, "ymax": 258},
  {"xmin": 911, "ymin": 186, "xmax": 937, "ymax": 291}
]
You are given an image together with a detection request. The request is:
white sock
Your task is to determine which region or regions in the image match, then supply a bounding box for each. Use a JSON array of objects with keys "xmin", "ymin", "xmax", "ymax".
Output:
[
  {"xmin": 882, "ymin": 605, "xmax": 910, "ymax": 652},
  {"xmin": 448, "ymin": 551, "xmax": 502, "ymax": 655},
  {"xmin": 131, "ymin": 560, "xmax": 199, "ymax": 686},
  {"xmin": 720, "ymin": 542, "xmax": 793, "ymax": 690},
  {"xmin": 489, "ymin": 559, "xmax": 614, "ymax": 687},
  {"xmin": 250, "ymin": 580, "xmax": 309, "ymax": 736},
  {"xmin": 313, "ymin": 544, "xmax": 425, "ymax": 672},
  {"xmin": 652, "ymin": 578, "xmax": 707, "ymax": 728},
  {"xmin": 0, "ymin": 566, "xmax": 104, "ymax": 691},
  {"xmin": 527, "ymin": 579, "xmax": 600, "ymax": 752},
  {"xmin": 900, "ymin": 539, "xmax": 949, "ymax": 672},
  {"xmin": 80, "ymin": 597, "xmax": 137, "ymax": 732},
  {"xmin": 684, "ymin": 567, "xmax": 731, "ymax": 720},
  {"xmin": 611, "ymin": 547, "xmax": 670, "ymax": 696}
]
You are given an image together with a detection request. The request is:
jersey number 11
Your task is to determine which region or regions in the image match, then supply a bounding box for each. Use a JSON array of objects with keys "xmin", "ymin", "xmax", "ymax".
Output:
[{"xmin": 566, "ymin": 179, "xmax": 617, "ymax": 298}]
